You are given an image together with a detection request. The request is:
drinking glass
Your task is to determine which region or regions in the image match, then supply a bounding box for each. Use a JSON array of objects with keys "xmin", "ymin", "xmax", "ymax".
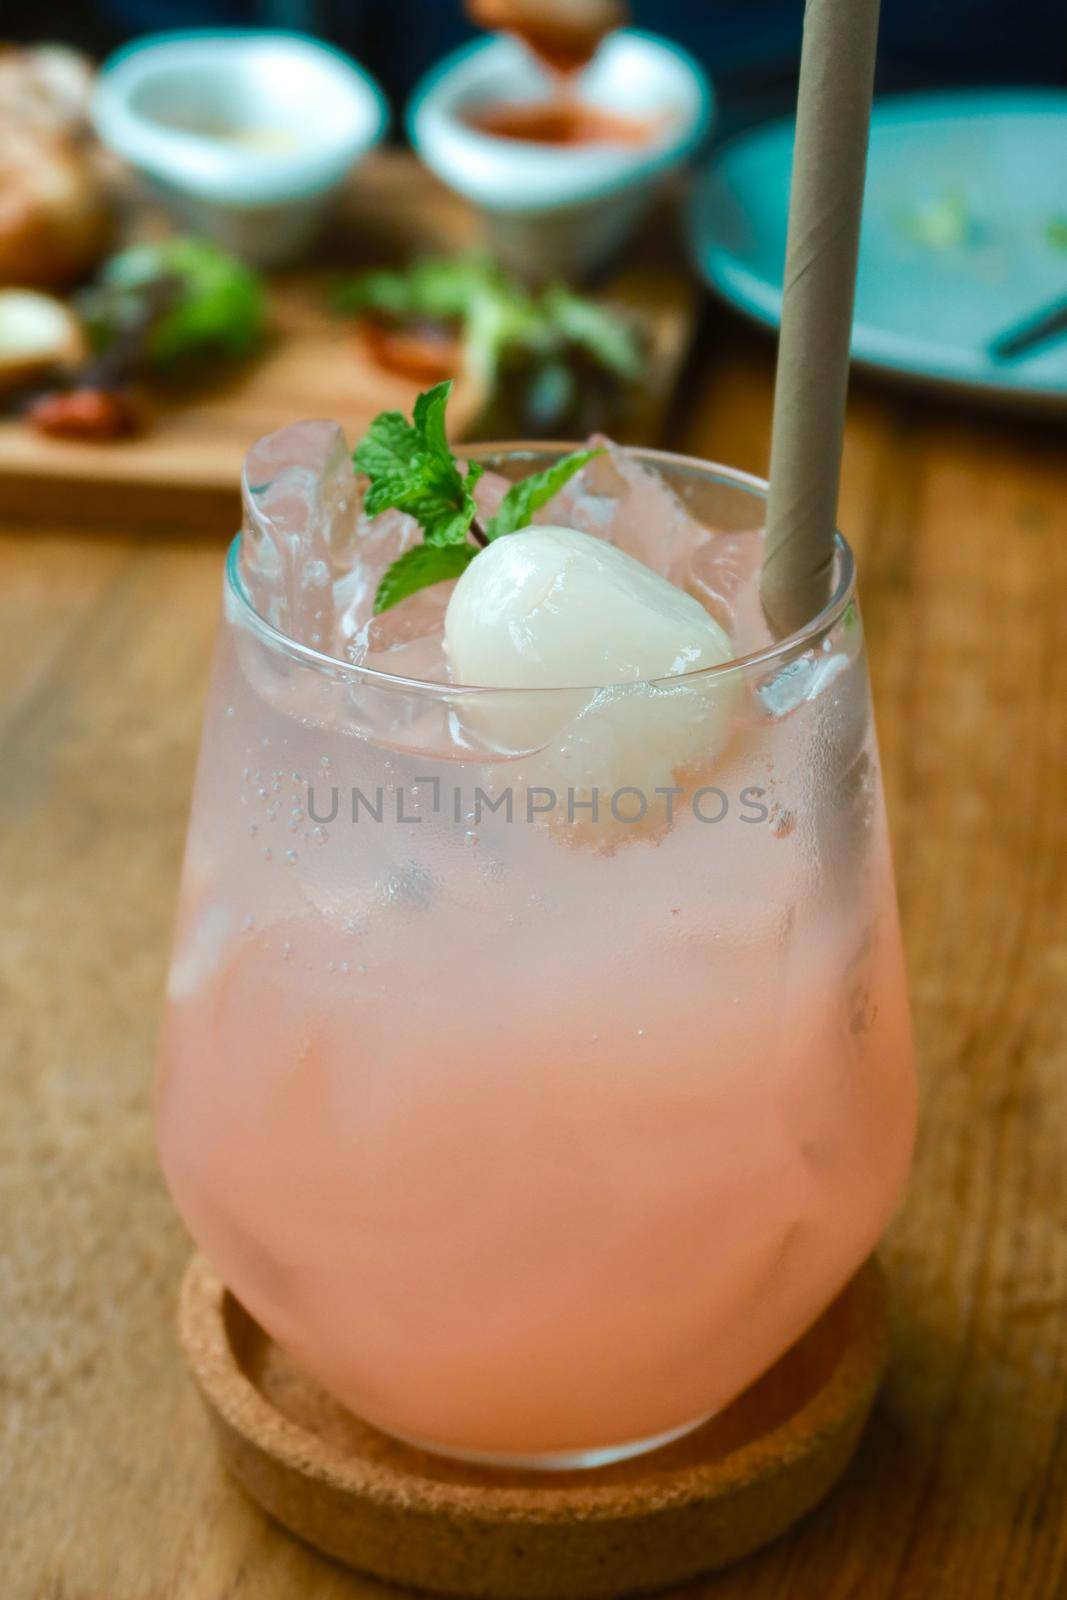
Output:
[{"xmin": 157, "ymin": 437, "xmax": 915, "ymax": 1470}]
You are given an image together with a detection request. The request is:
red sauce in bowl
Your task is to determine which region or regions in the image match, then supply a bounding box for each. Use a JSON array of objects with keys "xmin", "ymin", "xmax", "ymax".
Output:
[{"xmin": 466, "ymin": 100, "xmax": 656, "ymax": 146}]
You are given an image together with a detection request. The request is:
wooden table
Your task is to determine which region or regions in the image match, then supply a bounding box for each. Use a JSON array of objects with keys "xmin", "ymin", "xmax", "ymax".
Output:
[{"xmin": 3, "ymin": 307, "xmax": 1066, "ymax": 1594}]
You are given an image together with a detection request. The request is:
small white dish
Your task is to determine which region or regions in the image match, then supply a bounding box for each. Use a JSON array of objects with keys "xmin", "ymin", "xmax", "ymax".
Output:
[
  {"xmin": 409, "ymin": 30, "xmax": 713, "ymax": 278},
  {"xmin": 93, "ymin": 30, "xmax": 388, "ymax": 267}
]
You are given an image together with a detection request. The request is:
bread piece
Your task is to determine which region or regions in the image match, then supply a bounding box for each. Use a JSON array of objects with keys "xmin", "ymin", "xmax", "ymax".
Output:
[
  {"xmin": 0, "ymin": 46, "xmax": 113, "ymax": 288},
  {"xmin": 0, "ymin": 288, "xmax": 85, "ymax": 392}
]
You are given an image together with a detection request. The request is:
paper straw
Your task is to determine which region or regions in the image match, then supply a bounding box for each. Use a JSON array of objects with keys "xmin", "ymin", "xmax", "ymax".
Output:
[{"xmin": 761, "ymin": 0, "xmax": 882, "ymax": 636}]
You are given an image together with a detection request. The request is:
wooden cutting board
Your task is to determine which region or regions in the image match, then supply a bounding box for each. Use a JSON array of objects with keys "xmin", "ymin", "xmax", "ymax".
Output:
[{"xmin": 0, "ymin": 152, "xmax": 699, "ymax": 534}]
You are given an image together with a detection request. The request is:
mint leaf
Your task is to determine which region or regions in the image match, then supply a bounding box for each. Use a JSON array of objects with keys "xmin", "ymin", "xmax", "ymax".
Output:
[
  {"xmin": 333, "ymin": 266, "xmax": 413, "ymax": 319},
  {"xmin": 355, "ymin": 410, "xmax": 420, "ymax": 513},
  {"xmin": 486, "ymin": 448, "xmax": 602, "ymax": 540},
  {"xmin": 335, "ymin": 254, "xmax": 504, "ymax": 324},
  {"xmin": 353, "ymin": 379, "xmax": 482, "ymax": 546},
  {"xmin": 541, "ymin": 284, "xmax": 643, "ymax": 381},
  {"xmin": 404, "ymin": 471, "xmax": 483, "ymax": 547},
  {"xmin": 413, "ymin": 381, "xmax": 451, "ymax": 460},
  {"xmin": 374, "ymin": 542, "xmax": 477, "ymax": 614}
]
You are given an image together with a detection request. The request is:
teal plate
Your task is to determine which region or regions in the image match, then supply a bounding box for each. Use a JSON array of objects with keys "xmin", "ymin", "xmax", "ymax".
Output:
[{"xmin": 687, "ymin": 91, "xmax": 1067, "ymax": 408}]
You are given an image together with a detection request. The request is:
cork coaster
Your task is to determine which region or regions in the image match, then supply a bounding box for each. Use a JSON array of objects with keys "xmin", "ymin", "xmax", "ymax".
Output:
[{"xmin": 180, "ymin": 1256, "xmax": 889, "ymax": 1599}]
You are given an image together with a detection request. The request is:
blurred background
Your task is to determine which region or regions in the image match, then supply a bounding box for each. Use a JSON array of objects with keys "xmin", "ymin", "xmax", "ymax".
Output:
[
  {"xmin": 3, "ymin": 0, "xmax": 1066, "ymax": 465},
  {"xmin": 9, "ymin": 0, "xmax": 1067, "ymax": 132}
]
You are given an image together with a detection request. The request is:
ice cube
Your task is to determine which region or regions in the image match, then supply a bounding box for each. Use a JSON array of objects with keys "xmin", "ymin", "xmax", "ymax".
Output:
[
  {"xmin": 756, "ymin": 651, "xmax": 850, "ymax": 720},
  {"xmin": 335, "ymin": 507, "xmax": 424, "ymax": 662},
  {"xmin": 552, "ymin": 442, "xmax": 786, "ymax": 656},
  {"xmin": 355, "ymin": 580, "xmax": 454, "ymax": 684},
  {"xmin": 547, "ymin": 439, "xmax": 708, "ymax": 585},
  {"xmin": 379, "ymin": 861, "xmax": 437, "ymax": 910},
  {"xmin": 240, "ymin": 421, "xmax": 356, "ymax": 650},
  {"xmin": 471, "ymin": 468, "xmax": 517, "ymax": 529},
  {"xmin": 685, "ymin": 528, "xmax": 773, "ymax": 651}
]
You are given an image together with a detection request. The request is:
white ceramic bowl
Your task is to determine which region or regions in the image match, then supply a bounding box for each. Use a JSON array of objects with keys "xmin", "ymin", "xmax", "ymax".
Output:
[
  {"xmin": 93, "ymin": 31, "xmax": 389, "ymax": 267},
  {"xmin": 409, "ymin": 30, "xmax": 713, "ymax": 279}
]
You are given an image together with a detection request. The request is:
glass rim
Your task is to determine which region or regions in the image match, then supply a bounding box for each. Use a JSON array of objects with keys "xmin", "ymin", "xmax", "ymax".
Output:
[{"xmin": 225, "ymin": 443, "xmax": 857, "ymax": 698}]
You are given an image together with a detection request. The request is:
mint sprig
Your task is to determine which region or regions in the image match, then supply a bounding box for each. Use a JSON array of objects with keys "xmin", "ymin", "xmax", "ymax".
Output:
[
  {"xmin": 355, "ymin": 381, "xmax": 601, "ymax": 613},
  {"xmin": 354, "ymin": 381, "xmax": 484, "ymax": 547},
  {"xmin": 334, "ymin": 253, "xmax": 644, "ymax": 404}
]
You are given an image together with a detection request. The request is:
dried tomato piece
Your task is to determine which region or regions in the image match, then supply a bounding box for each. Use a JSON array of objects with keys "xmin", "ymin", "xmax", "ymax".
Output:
[
  {"xmin": 27, "ymin": 385, "xmax": 141, "ymax": 440},
  {"xmin": 359, "ymin": 315, "xmax": 460, "ymax": 384}
]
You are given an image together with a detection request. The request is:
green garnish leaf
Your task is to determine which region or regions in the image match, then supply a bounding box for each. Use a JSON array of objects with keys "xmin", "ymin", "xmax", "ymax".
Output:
[
  {"xmin": 356, "ymin": 384, "xmax": 601, "ymax": 613},
  {"xmin": 334, "ymin": 254, "xmax": 502, "ymax": 323},
  {"xmin": 353, "ymin": 379, "xmax": 483, "ymax": 546},
  {"xmin": 485, "ymin": 448, "xmax": 602, "ymax": 540},
  {"xmin": 356, "ymin": 413, "xmax": 420, "ymax": 510},
  {"xmin": 83, "ymin": 237, "xmax": 265, "ymax": 368},
  {"xmin": 540, "ymin": 284, "xmax": 644, "ymax": 382},
  {"xmin": 374, "ymin": 542, "xmax": 478, "ymax": 615},
  {"xmin": 413, "ymin": 381, "xmax": 452, "ymax": 461}
]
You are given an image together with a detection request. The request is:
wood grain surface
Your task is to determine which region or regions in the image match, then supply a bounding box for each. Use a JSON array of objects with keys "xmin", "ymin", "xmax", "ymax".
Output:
[{"xmin": 2, "ymin": 179, "xmax": 1066, "ymax": 1598}]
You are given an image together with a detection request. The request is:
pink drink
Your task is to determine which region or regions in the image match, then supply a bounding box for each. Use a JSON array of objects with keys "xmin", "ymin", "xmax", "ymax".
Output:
[{"xmin": 158, "ymin": 438, "xmax": 915, "ymax": 1467}]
